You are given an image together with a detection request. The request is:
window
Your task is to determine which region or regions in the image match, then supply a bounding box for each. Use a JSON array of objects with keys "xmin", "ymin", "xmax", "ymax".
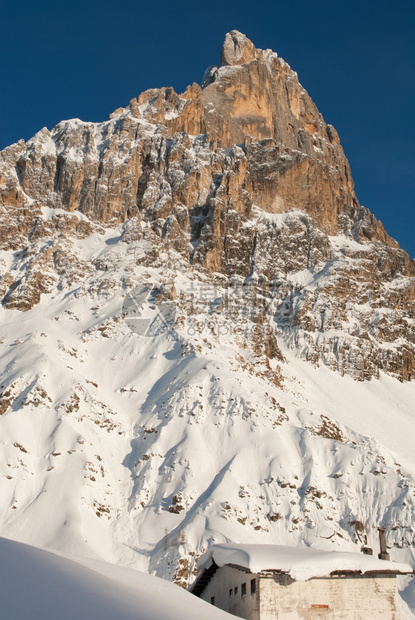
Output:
[
  {"xmin": 229, "ymin": 589, "xmax": 233, "ymax": 597},
  {"xmin": 234, "ymin": 586, "xmax": 238, "ymax": 595},
  {"xmin": 241, "ymin": 582, "xmax": 246, "ymax": 597},
  {"xmin": 251, "ymin": 578, "xmax": 256, "ymax": 595},
  {"xmin": 210, "ymin": 596, "xmax": 215, "ymax": 605}
]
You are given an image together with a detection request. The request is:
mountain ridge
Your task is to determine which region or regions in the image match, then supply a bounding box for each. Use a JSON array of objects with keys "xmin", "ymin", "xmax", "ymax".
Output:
[{"xmin": 0, "ymin": 31, "xmax": 413, "ymax": 380}]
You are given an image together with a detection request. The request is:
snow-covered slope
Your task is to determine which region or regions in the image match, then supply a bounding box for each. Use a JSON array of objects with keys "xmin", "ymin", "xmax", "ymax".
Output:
[
  {"xmin": 0, "ymin": 537, "xmax": 233, "ymax": 620},
  {"xmin": 0, "ymin": 212, "xmax": 414, "ymax": 616}
]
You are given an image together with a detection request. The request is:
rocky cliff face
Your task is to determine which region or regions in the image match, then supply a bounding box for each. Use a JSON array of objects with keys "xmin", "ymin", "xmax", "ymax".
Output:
[{"xmin": 0, "ymin": 30, "xmax": 413, "ymax": 383}]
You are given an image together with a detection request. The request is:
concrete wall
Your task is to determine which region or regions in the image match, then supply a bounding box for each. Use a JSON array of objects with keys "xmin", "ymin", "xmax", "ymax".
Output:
[
  {"xmin": 200, "ymin": 565, "xmax": 260, "ymax": 619},
  {"xmin": 259, "ymin": 573, "xmax": 400, "ymax": 620}
]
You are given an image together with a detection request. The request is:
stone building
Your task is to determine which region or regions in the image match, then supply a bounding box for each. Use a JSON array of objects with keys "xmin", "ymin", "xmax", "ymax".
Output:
[{"xmin": 190, "ymin": 543, "xmax": 412, "ymax": 620}]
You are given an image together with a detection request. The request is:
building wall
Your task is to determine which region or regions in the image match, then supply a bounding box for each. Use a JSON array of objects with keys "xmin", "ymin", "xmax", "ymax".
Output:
[
  {"xmin": 199, "ymin": 565, "xmax": 260, "ymax": 619},
  {"xmin": 259, "ymin": 573, "xmax": 400, "ymax": 620}
]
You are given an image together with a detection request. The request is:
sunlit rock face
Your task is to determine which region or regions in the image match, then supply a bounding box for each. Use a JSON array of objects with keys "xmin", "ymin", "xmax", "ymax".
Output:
[{"xmin": 0, "ymin": 30, "xmax": 413, "ymax": 381}]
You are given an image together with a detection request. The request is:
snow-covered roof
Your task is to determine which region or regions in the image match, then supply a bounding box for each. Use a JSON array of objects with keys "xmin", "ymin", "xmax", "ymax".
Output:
[{"xmin": 198, "ymin": 544, "xmax": 413, "ymax": 582}]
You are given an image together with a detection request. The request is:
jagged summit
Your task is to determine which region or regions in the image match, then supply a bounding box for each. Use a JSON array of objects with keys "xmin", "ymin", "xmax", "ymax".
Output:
[{"xmin": 220, "ymin": 30, "xmax": 258, "ymax": 66}]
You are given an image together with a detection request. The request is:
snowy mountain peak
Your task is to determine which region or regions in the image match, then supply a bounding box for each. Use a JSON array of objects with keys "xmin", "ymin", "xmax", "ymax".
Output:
[{"xmin": 0, "ymin": 30, "xmax": 414, "ymax": 618}]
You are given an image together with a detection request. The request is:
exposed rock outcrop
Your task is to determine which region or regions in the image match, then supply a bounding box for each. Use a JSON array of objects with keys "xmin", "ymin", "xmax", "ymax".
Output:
[
  {"xmin": 0, "ymin": 31, "xmax": 413, "ymax": 381},
  {"xmin": 0, "ymin": 30, "xmax": 385, "ymax": 240}
]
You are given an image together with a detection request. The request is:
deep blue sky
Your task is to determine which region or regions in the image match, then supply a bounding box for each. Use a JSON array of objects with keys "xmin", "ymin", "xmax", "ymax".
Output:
[{"xmin": 1, "ymin": 0, "xmax": 414, "ymax": 257}]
